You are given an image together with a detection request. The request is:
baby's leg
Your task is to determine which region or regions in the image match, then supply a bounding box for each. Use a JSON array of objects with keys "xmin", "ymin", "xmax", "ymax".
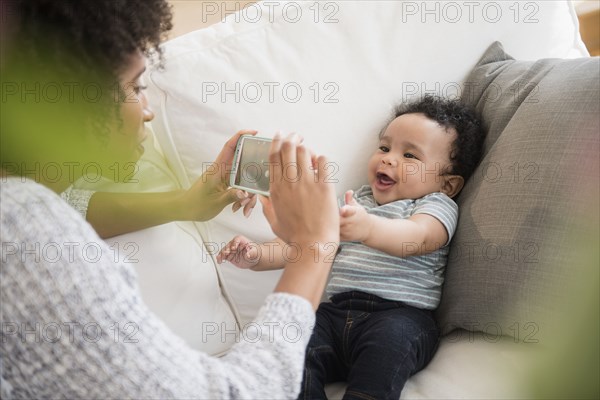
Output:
[
  {"xmin": 344, "ymin": 305, "xmax": 439, "ymax": 400},
  {"xmin": 298, "ymin": 302, "xmax": 347, "ymax": 400}
]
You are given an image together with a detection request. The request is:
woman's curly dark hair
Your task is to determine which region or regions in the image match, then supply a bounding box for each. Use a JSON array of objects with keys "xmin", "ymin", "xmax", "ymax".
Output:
[
  {"xmin": 382, "ymin": 94, "xmax": 486, "ymax": 183},
  {"xmin": 10, "ymin": 0, "xmax": 172, "ymax": 77},
  {"xmin": 2, "ymin": 0, "xmax": 172, "ymax": 153}
]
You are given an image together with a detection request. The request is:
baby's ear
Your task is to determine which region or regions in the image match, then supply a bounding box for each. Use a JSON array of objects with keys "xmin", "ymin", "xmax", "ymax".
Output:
[{"xmin": 441, "ymin": 175, "xmax": 464, "ymax": 198}]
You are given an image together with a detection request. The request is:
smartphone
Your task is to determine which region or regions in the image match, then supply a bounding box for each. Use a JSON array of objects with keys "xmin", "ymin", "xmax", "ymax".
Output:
[{"xmin": 230, "ymin": 135, "xmax": 272, "ymax": 196}]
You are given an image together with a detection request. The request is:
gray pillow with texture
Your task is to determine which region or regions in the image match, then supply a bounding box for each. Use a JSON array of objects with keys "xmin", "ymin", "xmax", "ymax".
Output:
[{"xmin": 436, "ymin": 42, "xmax": 599, "ymax": 341}]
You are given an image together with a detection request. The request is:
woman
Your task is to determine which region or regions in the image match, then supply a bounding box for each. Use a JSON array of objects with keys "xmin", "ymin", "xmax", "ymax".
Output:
[{"xmin": 0, "ymin": 1, "xmax": 339, "ymax": 398}]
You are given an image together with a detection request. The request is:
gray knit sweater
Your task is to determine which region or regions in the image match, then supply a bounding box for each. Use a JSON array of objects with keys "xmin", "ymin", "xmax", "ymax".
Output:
[{"xmin": 0, "ymin": 177, "xmax": 315, "ymax": 399}]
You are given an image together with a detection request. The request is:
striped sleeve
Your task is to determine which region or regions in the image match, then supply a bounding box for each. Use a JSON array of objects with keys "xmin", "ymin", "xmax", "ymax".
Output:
[{"xmin": 411, "ymin": 192, "xmax": 459, "ymax": 246}]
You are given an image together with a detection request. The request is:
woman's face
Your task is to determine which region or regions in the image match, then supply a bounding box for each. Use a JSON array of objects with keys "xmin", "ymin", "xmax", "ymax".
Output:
[{"xmin": 101, "ymin": 51, "xmax": 155, "ymax": 178}]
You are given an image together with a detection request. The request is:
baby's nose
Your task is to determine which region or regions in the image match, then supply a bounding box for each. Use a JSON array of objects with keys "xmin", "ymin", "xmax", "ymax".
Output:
[{"xmin": 381, "ymin": 157, "xmax": 396, "ymax": 166}]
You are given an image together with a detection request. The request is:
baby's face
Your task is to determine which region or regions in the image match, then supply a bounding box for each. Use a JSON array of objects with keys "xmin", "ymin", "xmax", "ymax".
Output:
[{"xmin": 368, "ymin": 113, "xmax": 456, "ymax": 205}]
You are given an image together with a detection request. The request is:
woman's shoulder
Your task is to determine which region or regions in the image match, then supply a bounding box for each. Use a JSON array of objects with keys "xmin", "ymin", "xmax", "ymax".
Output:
[
  {"xmin": 1, "ymin": 177, "xmax": 81, "ymax": 217},
  {"xmin": 1, "ymin": 177, "xmax": 99, "ymax": 247},
  {"xmin": 1, "ymin": 177, "xmax": 140, "ymax": 320},
  {"xmin": 1, "ymin": 176, "xmax": 59, "ymax": 204}
]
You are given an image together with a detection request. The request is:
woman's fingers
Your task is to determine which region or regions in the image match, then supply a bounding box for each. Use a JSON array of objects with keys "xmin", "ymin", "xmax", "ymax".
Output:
[
  {"xmin": 242, "ymin": 194, "xmax": 256, "ymax": 217},
  {"xmin": 268, "ymin": 133, "xmax": 283, "ymax": 188},
  {"xmin": 279, "ymin": 133, "xmax": 302, "ymax": 181},
  {"xmin": 263, "ymin": 136, "xmax": 339, "ymax": 245},
  {"xmin": 296, "ymin": 143, "xmax": 311, "ymax": 173},
  {"xmin": 215, "ymin": 129, "xmax": 258, "ymax": 170}
]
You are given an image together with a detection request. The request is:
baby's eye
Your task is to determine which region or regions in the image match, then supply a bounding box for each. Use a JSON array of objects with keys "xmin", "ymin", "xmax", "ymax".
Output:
[
  {"xmin": 379, "ymin": 145, "xmax": 389, "ymax": 152},
  {"xmin": 404, "ymin": 152, "xmax": 418, "ymax": 159}
]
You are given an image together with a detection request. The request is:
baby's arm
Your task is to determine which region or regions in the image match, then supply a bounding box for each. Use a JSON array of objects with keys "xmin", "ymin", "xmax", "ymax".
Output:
[
  {"xmin": 217, "ymin": 236, "xmax": 287, "ymax": 271},
  {"xmin": 340, "ymin": 191, "xmax": 448, "ymax": 258}
]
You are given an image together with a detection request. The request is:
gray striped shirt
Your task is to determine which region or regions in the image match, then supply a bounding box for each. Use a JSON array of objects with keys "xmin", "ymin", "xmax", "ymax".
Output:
[{"xmin": 327, "ymin": 185, "xmax": 458, "ymax": 310}]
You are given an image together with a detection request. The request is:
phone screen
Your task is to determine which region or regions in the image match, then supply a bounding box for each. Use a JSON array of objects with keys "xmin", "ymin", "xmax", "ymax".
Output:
[{"xmin": 232, "ymin": 136, "xmax": 272, "ymax": 195}]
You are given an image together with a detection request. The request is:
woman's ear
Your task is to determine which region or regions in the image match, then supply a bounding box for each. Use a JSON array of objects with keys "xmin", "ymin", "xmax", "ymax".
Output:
[{"xmin": 441, "ymin": 175, "xmax": 464, "ymax": 198}]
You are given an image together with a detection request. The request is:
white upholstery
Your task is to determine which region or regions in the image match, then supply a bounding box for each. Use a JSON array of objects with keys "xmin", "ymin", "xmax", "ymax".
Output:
[
  {"xmin": 74, "ymin": 132, "xmax": 239, "ymax": 355},
  {"xmin": 121, "ymin": 0, "xmax": 588, "ymax": 396},
  {"xmin": 145, "ymin": 0, "xmax": 586, "ymax": 324},
  {"xmin": 326, "ymin": 331, "xmax": 537, "ymax": 399}
]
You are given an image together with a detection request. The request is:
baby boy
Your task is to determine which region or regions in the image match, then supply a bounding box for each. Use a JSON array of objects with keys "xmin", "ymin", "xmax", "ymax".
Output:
[{"xmin": 218, "ymin": 94, "xmax": 485, "ymax": 399}]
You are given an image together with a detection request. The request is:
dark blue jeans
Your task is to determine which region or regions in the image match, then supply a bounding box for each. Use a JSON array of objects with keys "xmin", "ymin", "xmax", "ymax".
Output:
[{"xmin": 298, "ymin": 291, "xmax": 439, "ymax": 400}]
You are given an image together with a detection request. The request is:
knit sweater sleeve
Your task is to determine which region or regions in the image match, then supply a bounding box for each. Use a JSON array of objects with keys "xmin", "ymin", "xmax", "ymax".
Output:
[{"xmin": 0, "ymin": 178, "xmax": 315, "ymax": 399}]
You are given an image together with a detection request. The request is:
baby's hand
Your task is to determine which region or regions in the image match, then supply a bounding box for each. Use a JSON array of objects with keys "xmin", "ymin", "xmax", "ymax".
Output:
[
  {"xmin": 216, "ymin": 235, "xmax": 261, "ymax": 269},
  {"xmin": 339, "ymin": 190, "xmax": 372, "ymax": 242}
]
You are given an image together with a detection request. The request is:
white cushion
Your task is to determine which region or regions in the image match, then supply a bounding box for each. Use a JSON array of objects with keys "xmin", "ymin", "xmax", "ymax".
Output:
[
  {"xmin": 74, "ymin": 131, "xmax": 239, "ymax": 355},
  {"xmin": 326, "ymin": 332, "xmax": 536, "ymax": 399},
  {"xmin": 107, "ymin": 222, "xmax": 238, "ymax": 355},
  {"xmin": 146, "ymin": 0, "xmax": 587, "ymax": 325}
]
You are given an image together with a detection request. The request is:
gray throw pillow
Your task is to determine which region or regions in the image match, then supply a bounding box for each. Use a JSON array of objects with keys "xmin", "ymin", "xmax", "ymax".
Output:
[{"xmin": 435, "ymin": 42, "xmax": 599, "ymax": 342}]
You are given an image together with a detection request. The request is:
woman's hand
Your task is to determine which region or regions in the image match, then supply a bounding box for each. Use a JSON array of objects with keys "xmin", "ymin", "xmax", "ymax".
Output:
[
  {"xmin": 261, "ymin": 133, "xmax": 340, "ymax": 309},
  {"xmin": 83, "ymin": 130, "xmax": 259, "ymax": 238},
  {"xmin": 260, "ymin": 133, "xmax": 339, "ymax": 247},
  {"xmin": 216, "ymin": 235, "xmax": 260, "ymax": 269},
  {"xmin": 180, "ymin": 129, "xmax": 258, "ymax": 221}
]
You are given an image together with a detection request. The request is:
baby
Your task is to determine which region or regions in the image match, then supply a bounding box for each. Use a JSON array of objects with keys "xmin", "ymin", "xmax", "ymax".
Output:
[{"xmin": 217, "ymin": 94, "xmax": 485, "ymax": 399}]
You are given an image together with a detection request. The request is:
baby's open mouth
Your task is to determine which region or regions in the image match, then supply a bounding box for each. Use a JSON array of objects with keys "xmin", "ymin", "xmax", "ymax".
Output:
[{"xmin": 376, "ymin": 172, "xmax": 396, "ymax": 188}]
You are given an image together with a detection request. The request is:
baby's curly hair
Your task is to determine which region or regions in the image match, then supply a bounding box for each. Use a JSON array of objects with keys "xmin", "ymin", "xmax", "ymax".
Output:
[{"xmin": 382, "ymin": 95, "xmax": 486, "ymax": 183}]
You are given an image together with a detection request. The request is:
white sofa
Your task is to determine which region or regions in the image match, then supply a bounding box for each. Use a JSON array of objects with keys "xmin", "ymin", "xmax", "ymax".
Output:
[{"xmin": 77, "ymin": 1, "xmax": 598, "ymax": 398}]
